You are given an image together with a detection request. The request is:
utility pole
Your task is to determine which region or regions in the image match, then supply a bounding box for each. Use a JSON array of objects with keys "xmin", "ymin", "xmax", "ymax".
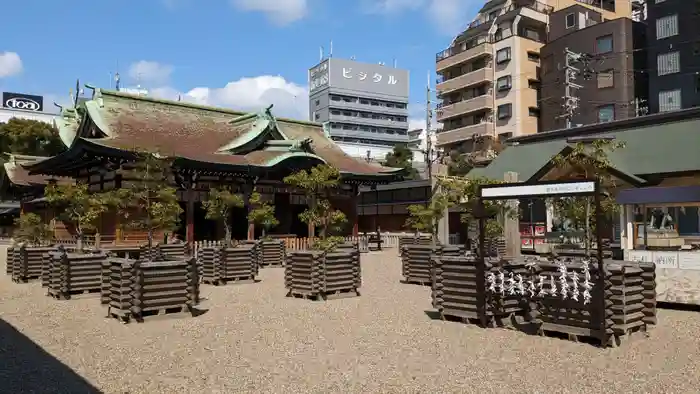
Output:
[
  {"xmin": 558, "ymin": 48, "xmax": 586, "ymax": 128},
  {"xmin": 632, "ymin": 97, "xmax": 649, "ymax": 117},
  {"xmin": 425, "ymin": 71, "xmax": 433, "ymax": 187}
]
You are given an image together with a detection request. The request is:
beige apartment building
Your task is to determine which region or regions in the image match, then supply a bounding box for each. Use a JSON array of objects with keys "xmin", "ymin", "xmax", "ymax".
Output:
[{"xmin": 434, "ymin": 0, "xmax": 632, "ymax": 151}]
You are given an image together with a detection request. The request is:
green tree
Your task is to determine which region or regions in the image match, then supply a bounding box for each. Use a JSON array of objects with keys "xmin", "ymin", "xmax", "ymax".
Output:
[
  {"xmin": 384, "ymin": 144, "xmax": 418, "ymax": 180},
  {"xmin": 13, "ymin": 212, "xmax": 49, "ymax": 245},
  {"xmin": 405, "ymin": 201, "xmax": 446, "ymax": 237},
  {"xmin": 446, "ymin": 150, "xmax": 473, "ymax": 176},
  {"xmin": 202, "ymin": 187, "xmax": 244, "ymax": 244},
  {"xmin": 0, "ymin": 118, "xmax": 65, "ymax": 156},
  {"xmin": 550, "ymin": 139, "xmax": 625, "ymax": 252},
  {"xmin": 248, "ymin": 191, "xmax": 279, "ymax": 238},
  {"xmin": 111, "ymin": 153, "xmax": 183, "ymax": 249},
  {"xmin": 283, "ymin": 164, "xmax": 347, "ymax": 251},
  {"xmin": 45, "ymin": 183, "xmax": 111, "ymax": 249},
  {"xmin": 436, "ymin": 176, "xmax": 511, "ymax": 242}
]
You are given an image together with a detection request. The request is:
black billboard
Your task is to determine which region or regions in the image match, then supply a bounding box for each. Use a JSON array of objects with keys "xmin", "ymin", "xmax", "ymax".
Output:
[{"xmin": 2, "ymin": 92, "xmax": 44, "ymax": 112}]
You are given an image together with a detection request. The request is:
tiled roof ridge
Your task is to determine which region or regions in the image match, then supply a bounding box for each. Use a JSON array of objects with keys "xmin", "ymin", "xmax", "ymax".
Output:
[{"xmin": 96, "ymin": 87, "xmax": 324, "ymax": 128}]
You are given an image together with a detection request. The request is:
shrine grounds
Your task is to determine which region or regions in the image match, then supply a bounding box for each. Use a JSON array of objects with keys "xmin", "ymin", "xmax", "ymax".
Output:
[{"xmin": 1, "ymin": 250, "xmax": 700, "ymax": 394}]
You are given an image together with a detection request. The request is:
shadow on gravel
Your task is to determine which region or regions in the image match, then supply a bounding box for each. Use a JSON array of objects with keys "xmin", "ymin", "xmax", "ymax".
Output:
[{"xmin": 0, "ymin": 318, "xmax": 103, "ymax": 394}]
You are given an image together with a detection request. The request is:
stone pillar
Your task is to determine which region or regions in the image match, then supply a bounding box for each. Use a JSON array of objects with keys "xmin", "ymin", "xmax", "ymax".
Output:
[
  {"xmin": 546, "ymin": 203, "xmax": 555, "ymax": 232},
  {"xmin": 435, "ymin": 163, "xmax": 450, "ymax": 245},
  {"xmin": 623, "ymin": 204, "xmax": 635, "ymax": 250},
  {"xmin": 503, "ymin": 172, "xmax": 521, "ymax": 258}
]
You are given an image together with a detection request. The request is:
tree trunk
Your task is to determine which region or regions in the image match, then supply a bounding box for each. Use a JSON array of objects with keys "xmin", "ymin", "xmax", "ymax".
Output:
[
  {"xmin": 224, "ymin": 224, "xmax": 232, "ymax": 246},
  {"xmin": 148, "ymin": 228, "xmax": 154, "ymax": 250},
  {"xmin": 77, "ymin": 232, "xmax": 83, "ymax": 252}
]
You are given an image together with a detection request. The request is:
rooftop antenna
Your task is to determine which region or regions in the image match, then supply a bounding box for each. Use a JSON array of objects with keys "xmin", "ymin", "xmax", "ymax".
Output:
[
  {"xmin": 114, "ymin": 72, "xmax": 121, "ymax": 91},
  {"xmin": 330, "ymin": 40, "xmax": 333, "ymax": 58},
  {"xmin": 319, "ymin": 46, "xmax": 324, "ymax": 61},
  {"xmin": 350, "ymin": 55, "xmax": 356, "ymax": 61},
  {"xmin": 393, "ymin": 58, "xmax": 397, "ymax": 68},
  {"xmin": 74, "ymin": 79, "xmax": 81, "ymax": 107}
]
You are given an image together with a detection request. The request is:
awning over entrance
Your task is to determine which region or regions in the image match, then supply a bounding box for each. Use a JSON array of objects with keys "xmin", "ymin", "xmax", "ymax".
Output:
[{"xmin": 616, "ymin": 185, "xmax": 700, "ymax": 205}]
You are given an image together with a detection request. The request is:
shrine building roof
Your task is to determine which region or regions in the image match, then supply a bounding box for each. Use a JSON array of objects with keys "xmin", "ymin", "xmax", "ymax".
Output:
[{"xmin": 26, "ymin": 88, "xmax": 403, "ymax": 183}]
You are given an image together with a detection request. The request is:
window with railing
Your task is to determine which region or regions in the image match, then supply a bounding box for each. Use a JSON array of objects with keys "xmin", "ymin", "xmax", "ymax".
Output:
[{"xmin": 575, "ymin": 0, "xmax": 615, "ymax": 12}]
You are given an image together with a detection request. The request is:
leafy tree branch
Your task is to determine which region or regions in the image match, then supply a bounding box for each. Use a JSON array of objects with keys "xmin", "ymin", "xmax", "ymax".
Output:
[{"xmin": 202, "ymin": 187, "xmax": 244, "ymax": 244}]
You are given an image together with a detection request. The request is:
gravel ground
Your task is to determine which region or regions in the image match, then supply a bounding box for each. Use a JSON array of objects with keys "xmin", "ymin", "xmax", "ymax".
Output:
[{"xmin": 1, "ymin": 250, "xmax": 700, "ymax": 394}]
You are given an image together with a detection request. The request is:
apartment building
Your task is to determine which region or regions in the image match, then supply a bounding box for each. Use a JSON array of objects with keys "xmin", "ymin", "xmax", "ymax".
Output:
[
  {"xmin": 308, "ymin": 57, "xmax": 410, "ymax": 153},
  {"xmin": 647, "ymin": 0, "xmax": 700, "ymax": 114},
  {"xmin": 434, "ymin": 0, "xmax": 632, "ymax": 151},
  {"xmin": 540, "ymin": 5, "xmax": 647, "ymax": 131}
]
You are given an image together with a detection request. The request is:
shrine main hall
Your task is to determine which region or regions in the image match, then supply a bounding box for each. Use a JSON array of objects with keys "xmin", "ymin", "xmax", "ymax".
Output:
[{"xmin": 14, "ymin": 87, "xmax": 404, "ymax": 242}]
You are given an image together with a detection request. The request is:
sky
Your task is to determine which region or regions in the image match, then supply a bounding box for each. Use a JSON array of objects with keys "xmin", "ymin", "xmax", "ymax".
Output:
[{"xmin": 0, "ymin": 0, "xmax": 483, "ymax": 129}]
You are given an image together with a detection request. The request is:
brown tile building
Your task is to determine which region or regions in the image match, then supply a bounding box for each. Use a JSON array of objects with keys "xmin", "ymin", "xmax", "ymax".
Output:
[
  {"xmin": 434, "ymin": 0, "xmax": 633, "ymax": 152},
  {"xmin": 540, "ymin": 4, "xmax": 647, "ymax": 131}
]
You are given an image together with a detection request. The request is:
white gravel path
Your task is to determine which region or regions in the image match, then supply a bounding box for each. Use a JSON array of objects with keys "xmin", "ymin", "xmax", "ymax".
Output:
[{"xmin": 1, "ymin": 249, "xmax": 699, "ymax": 394}]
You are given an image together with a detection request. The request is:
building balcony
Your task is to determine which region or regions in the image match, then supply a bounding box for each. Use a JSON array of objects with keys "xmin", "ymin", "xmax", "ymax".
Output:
[
  {"xmin": 436, "ymin": 94, "xmax": 492, "ymax": 122},
  {"xmin": 436, "ymin": 122, "xmax": 494, "ymax": 147},
  {"xmin": 328, "ymin": 128, "xmax": 408, "ymax": 143},
  {"xmin": 436, "ymin": 68, "xmax": 492, "ymax": 95},
  {"xmin": 329, "ymin": 113, "xmax": 409, "ymax": 129},
  {"xmin": 329, "ymin": 99, "xmax": 408, "ymax": 116},
  {"xmin": 436, "ymin": 43, "xmax": 492, "ymax": 73}
]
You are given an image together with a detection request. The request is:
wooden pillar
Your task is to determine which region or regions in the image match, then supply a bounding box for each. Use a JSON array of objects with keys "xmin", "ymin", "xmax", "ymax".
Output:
[
  {"xmin": 186, "ymin": 198, "xmax": 195, "ymax": 244},
  {"xmin": 185, "ymin": 172, "xmax": 197, "ymax": 244},
  {"xmin": 352, "ymin": 184, "xmax": 359, "ymax": 237}
]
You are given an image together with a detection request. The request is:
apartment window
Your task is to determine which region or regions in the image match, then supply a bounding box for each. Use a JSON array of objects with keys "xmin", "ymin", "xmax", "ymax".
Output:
[
  {"xmin": 314, "ymin": 113, "xmax": 320, "ymax": 120},
  {"xmin": 497, "ymin": 103, "xmax": 512, "ymax": 119},
  {"xmin": 597, "ymin": 105, "xmax": 615, "ymax": 123},
  {"xmin": 657, "ymin": 51, "xmax": 680, "ymax": 76},
  {"xmin": 331, "ymin": 95, "xmax": 340, "ymax": 101},
  {"xmin": 528, "ymin": 108, "xmax": 540, "ymax": 117},
  {"xmin": 494, "ymin": 28, "xmax": 503, "ymax": 41},
  {"xmin": 656, "ymin": 15, "xmax": 679, "ymax": 39},
  {"xmin": 597, "ymin": 69, "xmax": 614, "ymax": 88},
  {"xmin": 527, "ymin": 52, "xmax": 540, "ymax": 62},
  {"xmin": 496, "ymin": 75, "xmax": 512, "ymax": 91},
  {"xmin": 659, "ymin": 89, "xmax": 682, "ymax": 112},
  {"xmin": 528, "ymin": 80, "xmax": 540, "ymax": 89},
  {"xmin": 566, "ymin": 13, "xmax": 576, "ymax": 29},
  {"xmin": 596, "ymin": 35, "xmax": 613, "ymax": 54},
  {"xmin": 496, "ymin": 47, "xmax": 511, "ymax": 64}
]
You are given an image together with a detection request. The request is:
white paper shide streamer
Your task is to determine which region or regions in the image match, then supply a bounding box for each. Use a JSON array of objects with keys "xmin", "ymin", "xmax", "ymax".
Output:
[
  {"xmin": 485, "ymin": 260, "xmax": 595, "ymax": 304},
  {"xmin": 581, "ymin": 259, "xmax": 593, "ymax": 305},
  {"xmin": 570, "ymin": 270, "xmax": 580, "ymax": 301},
  {"xmin": 486, "ymin": 272, "xmax": 497, "ymax": 293},
  {"xmin": 507, "ymin": 272, "xmax": 516, "ymax": 295},
  {"xmin": 557, "ymin": 262, "xmax": 569, "ymax": 300},
  {"xmin": 498, "ymin": 271, "xmax": 506, "ymax": 296}
]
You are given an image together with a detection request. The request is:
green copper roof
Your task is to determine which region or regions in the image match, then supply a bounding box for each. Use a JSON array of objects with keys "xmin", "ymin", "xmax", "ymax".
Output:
[{"xmin": 470, "ymin": 116, "xmax": 700, "ymax": 183}]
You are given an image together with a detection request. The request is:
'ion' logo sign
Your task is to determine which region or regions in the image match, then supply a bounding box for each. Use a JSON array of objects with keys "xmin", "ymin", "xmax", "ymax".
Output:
[{"xmin": 2, "ymin": 92, "xmax": 44, "ymax": 112}]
